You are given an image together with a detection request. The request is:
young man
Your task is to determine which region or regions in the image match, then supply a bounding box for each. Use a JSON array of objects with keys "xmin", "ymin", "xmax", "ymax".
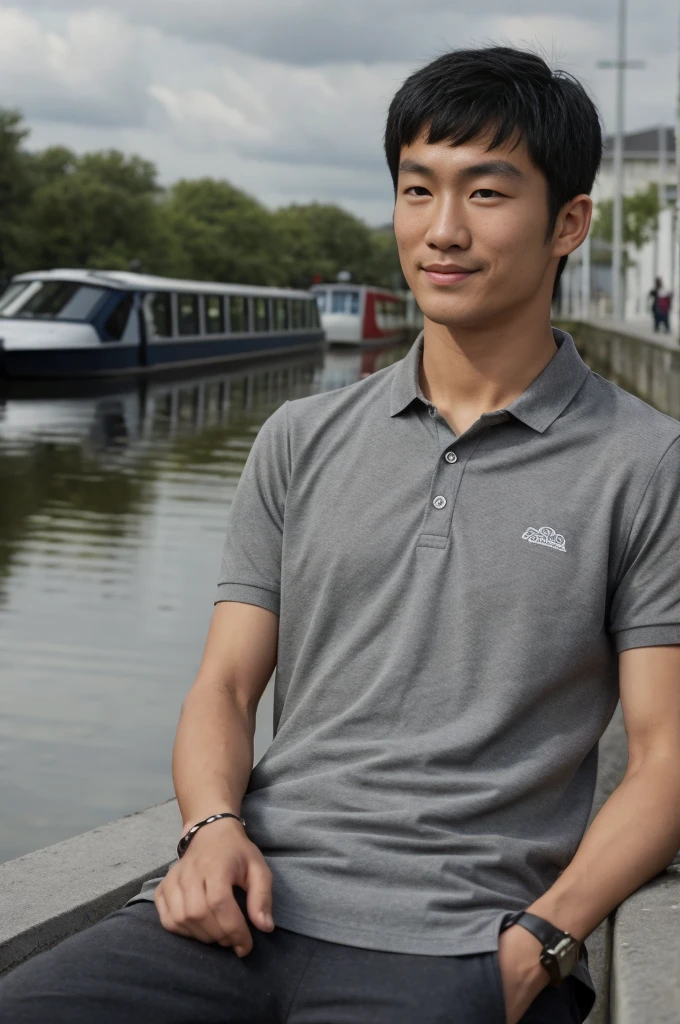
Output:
[{"xmin": 2, "ymin": 46, "xmax": 680, "ymax": 1024}]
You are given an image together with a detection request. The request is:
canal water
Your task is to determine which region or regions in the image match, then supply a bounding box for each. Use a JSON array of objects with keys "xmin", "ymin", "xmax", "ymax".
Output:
[{"xmin": 0, "ymin": 341, "xmax": 410, "ymax": 863}]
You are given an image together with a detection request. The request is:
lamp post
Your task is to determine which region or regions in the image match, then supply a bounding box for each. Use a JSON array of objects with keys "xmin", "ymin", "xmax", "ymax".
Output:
[{"xmin": 598, "ymin": 0, "xmax": 645, "ymax": 321}]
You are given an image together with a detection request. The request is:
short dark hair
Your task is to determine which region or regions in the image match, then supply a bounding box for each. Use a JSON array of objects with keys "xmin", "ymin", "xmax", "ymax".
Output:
[{"xmin": 384, "ymin": 46, "xmax": 602, "ymax": 295}]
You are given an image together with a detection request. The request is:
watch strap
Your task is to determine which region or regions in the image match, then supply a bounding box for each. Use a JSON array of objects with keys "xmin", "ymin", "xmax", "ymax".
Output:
[
  {"xmin": 500, "ymin": 910, "xmax": 581, "ymax": 985},
  {"xmin": 509, "ymin": 911, "xmax": 570, "ymax": 949}
]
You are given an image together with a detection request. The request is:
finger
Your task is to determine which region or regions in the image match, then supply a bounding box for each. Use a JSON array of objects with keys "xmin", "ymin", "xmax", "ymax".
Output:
[
  {"xmin": 244, "ymin": 858, "xmax": 275, "ymax": 932},
  {"xmin": 204, "ymin": 876, "xmax": 254, "ymax": 955},
  {"xmin": 154, "ymin": 887, "xmax": 192, "ymax": 939},
  {"xmin": 164, "ymin": 878, "xmax": 215, "ymax": 946},
  {"xmin": 181, "ymin": 882, "xmax": 229, "ymax": 946}
]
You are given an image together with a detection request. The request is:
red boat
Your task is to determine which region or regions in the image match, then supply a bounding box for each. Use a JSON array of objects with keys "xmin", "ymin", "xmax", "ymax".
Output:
[{"xmin": 311, "ymin": 283, "xmax": 417, "ymax": 345}]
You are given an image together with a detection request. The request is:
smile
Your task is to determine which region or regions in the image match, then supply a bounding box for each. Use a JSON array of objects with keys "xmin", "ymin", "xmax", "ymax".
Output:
[{"xmin": 421, "ymin": 268, "xmax": 478, "ymax": 285}]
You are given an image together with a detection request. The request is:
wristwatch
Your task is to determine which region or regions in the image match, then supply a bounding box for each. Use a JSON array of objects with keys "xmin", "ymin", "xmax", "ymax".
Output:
[{"xmin": 499, "ymin": 910, "xmax": 582, "ymax": 985}]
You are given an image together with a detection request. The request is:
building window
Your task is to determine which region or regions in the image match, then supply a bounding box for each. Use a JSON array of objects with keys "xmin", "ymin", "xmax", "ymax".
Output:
[
  {"xmin": 178, "ymin": 293, "xmax": 200, "ymax": 336},
  {"xmin": 205, "ymin": 295, "xmax": 225, "ymax": 334},
  {"xmin": 229, "ymin": 296, "xmax": 249, "ymax": 333},
  {"xmin": 254, "ymin": 297, "xmax": 270, "ymax": 332},
  {"xmin": 274, "ymin": 298, "xmax": 289, "ymax": 331}
]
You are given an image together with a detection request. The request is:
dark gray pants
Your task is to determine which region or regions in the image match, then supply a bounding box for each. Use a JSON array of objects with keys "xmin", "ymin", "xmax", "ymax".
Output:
[{"xmin": 0, "ymin": 894, "xmax": 583, "ymax": 1023}]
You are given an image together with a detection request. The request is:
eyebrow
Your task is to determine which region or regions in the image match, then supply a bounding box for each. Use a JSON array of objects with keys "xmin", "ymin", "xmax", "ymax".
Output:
[{"xmin": 398, "ymin": 158, "xmax": 525, "ymax": 183}]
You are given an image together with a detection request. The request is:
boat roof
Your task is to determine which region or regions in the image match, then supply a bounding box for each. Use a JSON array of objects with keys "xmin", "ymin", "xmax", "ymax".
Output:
[
  {"xmin": 310, "ymin": 282, "xmax": 402, "ymax": 297},
  {"xmin": 12, "ymin": 269, "xmax": 314, "ymax": 301}
]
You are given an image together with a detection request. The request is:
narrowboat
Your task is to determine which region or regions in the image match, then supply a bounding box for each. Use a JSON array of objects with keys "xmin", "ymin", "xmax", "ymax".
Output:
[{"xmin": 0, "ymin": 269, "xmax": 325, "ymax": 378}]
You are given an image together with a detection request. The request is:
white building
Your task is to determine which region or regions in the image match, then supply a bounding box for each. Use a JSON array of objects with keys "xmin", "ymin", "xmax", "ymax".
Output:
[{"xmin": 559, "ymin": 126, "xmax": 679, "ymax": 327}]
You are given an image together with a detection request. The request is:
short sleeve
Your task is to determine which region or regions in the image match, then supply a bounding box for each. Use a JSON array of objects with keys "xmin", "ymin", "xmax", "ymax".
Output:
[
  {"xmin": 215, "ymin": 402, "xmax": 290, "ymax": 615},
  {"xmin": 609, "ymin": 436, "xmax": 680, "ymax": 652}
]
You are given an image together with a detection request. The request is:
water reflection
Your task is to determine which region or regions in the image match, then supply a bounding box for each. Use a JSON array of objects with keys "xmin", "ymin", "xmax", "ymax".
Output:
[{"xmin": 0, "ymin": 340, "xmax": 411, "ymax": 862}]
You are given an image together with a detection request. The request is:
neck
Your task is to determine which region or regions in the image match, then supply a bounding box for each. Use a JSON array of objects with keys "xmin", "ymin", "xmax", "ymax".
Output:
[{"xmin": 419, "ymin": 303, "xmax": 557, "ymax": 436}]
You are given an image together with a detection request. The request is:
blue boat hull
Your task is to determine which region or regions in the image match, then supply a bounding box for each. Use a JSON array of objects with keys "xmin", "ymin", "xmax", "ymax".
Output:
[{"xmin": 1, "ymin": 331, "xmax": 326, "ymax": 379}]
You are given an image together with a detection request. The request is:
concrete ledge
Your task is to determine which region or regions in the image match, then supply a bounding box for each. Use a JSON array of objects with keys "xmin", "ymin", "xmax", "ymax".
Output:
[
  {"xmin": 0, "ymin": 798, "xmax": 180, "ymax": 976},
  {"xmin": 1, "ymin": 710, "xmax": 678, "ymax": 1022},
  {"xmin": 611, "ymin": 865, "xmax": 680, "ymax": 1023}
]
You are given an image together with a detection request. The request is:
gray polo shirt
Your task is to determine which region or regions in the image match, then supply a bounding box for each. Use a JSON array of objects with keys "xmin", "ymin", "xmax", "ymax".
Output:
[{"xmin": 129, "ymin": 329, "xmax": 680, "ymax": 1003}]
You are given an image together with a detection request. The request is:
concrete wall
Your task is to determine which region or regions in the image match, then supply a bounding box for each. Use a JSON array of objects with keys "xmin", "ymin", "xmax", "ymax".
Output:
[{"xmin": 559, "ymin": 318, "xmax": 680, "ymax": 420}]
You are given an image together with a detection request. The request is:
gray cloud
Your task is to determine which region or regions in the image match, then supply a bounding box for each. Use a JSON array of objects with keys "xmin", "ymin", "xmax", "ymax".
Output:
[
  {"xmin": 5, "ymin": 0, "xmax": 680, "ymax": 225},
  {"xmin": 18, "ymin": 0, "xmax": 654, "ymax": 65}
]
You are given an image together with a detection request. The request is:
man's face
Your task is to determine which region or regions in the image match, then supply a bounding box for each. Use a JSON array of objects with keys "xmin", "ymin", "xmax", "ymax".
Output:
[{"xmin": 393, "ymin": 130, "xmax": 559, "ymax": 329}]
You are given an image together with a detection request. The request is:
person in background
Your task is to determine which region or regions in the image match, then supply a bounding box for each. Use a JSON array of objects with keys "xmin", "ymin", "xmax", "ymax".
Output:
[{"xmin": 649, "ymin": 275, "xmax": 672, "ymax": 332}]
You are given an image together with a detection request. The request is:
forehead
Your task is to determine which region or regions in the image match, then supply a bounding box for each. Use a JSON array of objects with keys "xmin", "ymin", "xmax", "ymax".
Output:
[{"xmin": 399, "ymin": 128, "xmax": 539, "ymax": 179}]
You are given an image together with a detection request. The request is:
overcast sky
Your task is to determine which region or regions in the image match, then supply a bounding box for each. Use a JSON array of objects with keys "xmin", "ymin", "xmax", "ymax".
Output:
[{"xmin": 1, "ymin": 1, "xmax": 677, "ymax": 224}]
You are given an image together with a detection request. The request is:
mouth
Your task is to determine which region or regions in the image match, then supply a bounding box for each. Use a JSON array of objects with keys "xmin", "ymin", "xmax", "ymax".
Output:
[{"xmin": 421, "ymin": 265, "xmax": 479, "ymax": 286}]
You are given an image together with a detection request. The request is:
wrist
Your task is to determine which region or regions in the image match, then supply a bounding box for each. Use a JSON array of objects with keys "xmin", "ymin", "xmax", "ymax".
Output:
[{"xmin": 181, "ymin": 811, "xmax": 244, "ymax": 834}]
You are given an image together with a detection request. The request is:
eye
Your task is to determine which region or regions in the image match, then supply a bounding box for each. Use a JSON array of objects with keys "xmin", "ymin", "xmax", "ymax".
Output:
[
  {"xmin": 471, "ymin": 189, "xmax": 502, "ymax": 199},
  {"xmin": 405, "ymin": 186, "xmax": 431, "ymax": 197}
]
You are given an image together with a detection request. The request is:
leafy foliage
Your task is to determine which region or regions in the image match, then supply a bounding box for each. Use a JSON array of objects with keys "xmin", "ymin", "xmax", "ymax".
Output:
[
  {"xmin": 0, "ymin": 109, "xmax": 403, "ymax": 291},
  {"xmin": 591, "ymin": 184, "xmax": 661, "ymax": 256}
]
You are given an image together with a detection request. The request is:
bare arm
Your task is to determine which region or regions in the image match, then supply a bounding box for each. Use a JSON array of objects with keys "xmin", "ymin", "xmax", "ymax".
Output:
[
  {"xmin": 172, "ymin": 600, "xmax": 279, "ymax": 830},
  {"xmin": 155, "ymin": 600, "xmax": 279, "ymax": 956},
  {"xmin": 527, "ymin": 644, "xmax": 680, "ymax": 938},
  {"xmin": 499, "ymin": 645, "xmax": 680, "ymax": 1023}
]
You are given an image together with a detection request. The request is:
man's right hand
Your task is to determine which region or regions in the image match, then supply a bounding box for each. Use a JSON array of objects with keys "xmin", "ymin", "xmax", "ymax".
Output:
[{"xmin": 154, "ymin": 817, "xmax": 275, "ymax": 957}]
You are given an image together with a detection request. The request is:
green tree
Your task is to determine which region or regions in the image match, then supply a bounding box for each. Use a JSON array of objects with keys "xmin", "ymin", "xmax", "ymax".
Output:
[
  {"xmin": 26, "ymin": 150, "xmax": 170, "ymax": 273},
  {"xmin": 273, "ymin": 203, "xmax": 394, "ymax": 288},
  {"xmin": 0, "ymin": 109, "xmax": 34, "ymax": 283},
  {"xmin": 163, "ymin": 179, "xmax": 275, "ymax": 285},
  {"xmin": 0, "ymin": 105, "xmax": 406, "ymax": 291},
  {"xmin": 591, "ymin": 183, "xmax": 660, "ymax": 260}
]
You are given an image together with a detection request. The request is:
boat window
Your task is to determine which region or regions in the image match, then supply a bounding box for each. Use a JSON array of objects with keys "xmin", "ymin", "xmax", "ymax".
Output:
[
  {"xmin": 313, "ymin": 291, "xmax": 327, "ymax": 314},
  {"xmin": 205, "ymin": 295, "xmax": 225, "ymax": 335},
  {"xmin": 0, "ymin": 281, "xmax": 31, "ymax": 315},
  {"xmin": 178, "ymin": 293, "xmax": 200, "ymax": 336},
  {"xmin": 304, "ymin": 299, "xmax": 320, "ymax": 328},
  {"xmin": 274, "ymin": 298, "xmax": 289, "ymax": 331},
  {"xmin": 291, "ymin": 299, "xmax": 304, "ymax": 329},
  {"xmin": 12, "ymin": 281, "xmax": 107, "ymax": 321},
  {"xmin": 103, "ymin": 293, "xmax": 134, "ymax": 342},
  {"xmin": 330, "ymin": 290, "xmax": 359, "ymax": 315},
  {"xmin": 229, "ymin": 295, "xmax": 249, "ymax": 333},
  {"xmin": 150, "ymin": 293, "xmax": 172, "ymax": 337},
  {"xmin": 254, "ymin": 297, "xmax": 270, "ymax": 332}
]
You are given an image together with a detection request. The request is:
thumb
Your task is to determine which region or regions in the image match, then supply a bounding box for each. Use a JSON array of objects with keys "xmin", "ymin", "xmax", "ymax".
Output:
[{"xmin": 245, "ymin": 856, "xmax": 275, "ymax": 931}]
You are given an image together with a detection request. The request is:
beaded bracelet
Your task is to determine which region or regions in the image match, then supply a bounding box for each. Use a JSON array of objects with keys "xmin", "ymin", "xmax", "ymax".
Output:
[{"xmin": 176, "ymin": 812, "xmax": 246, "ymax": 859}]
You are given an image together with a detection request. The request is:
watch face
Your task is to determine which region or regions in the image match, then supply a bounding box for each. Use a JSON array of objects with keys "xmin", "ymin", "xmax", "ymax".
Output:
[{"xmin": 551, "ymin": 936, "xmax": 580, "ymax": 979}]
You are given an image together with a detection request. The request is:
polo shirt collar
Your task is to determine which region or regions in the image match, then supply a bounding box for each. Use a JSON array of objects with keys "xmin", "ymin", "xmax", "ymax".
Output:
[{"xmin": 390, "ymin": 327, "xmax": 589, "ymax": 434}]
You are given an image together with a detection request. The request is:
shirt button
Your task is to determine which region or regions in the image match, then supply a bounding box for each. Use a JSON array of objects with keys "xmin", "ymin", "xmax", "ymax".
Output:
[
  {"xmin": 433, "ymin": 495, "xmax": 447, "ymax": 509},
  {"xmin": 429, "ymin": 406, "xmax": 437, "ymax": 418},
  {"xmin": 445, "ymin": 451, "xmax": 458, "ymax": 464}
]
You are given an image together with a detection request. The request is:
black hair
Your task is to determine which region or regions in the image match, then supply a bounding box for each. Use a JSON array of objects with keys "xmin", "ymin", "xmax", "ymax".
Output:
[{"xmin": 384, "ymin": 46, "xmax": 602, "ymax": 295}]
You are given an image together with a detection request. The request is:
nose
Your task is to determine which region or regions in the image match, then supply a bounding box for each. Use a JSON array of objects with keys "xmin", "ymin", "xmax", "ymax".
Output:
[{"xmin": 424, "ymin": 196, "xmax": 471, "ymax": 252}]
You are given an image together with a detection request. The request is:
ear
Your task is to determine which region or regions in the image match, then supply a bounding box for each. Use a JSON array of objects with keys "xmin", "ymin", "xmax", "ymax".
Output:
[{"xmin": 550, "ymin": 195, "xmax": 592, "ymax": 259}]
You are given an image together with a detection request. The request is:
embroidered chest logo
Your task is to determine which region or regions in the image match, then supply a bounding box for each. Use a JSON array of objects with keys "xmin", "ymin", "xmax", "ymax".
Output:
[{"xmin": 522, "ymin": 526, "xmax": 566, "ymax": 553}]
